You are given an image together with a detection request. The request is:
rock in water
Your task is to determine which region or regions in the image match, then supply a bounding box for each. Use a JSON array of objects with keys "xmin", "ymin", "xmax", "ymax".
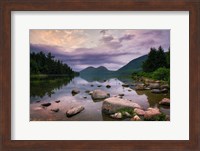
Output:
[
  {"xmin": 71, "ymin": 89, "xmax": 80, "ymax": 96},
  {"xmin": 66, "ymin": 106, "xmax": 84, "ymax": 117},
  {"xmin": 51, "ymin": 108, "xmax": 59, "ymax": 112},
  {"xmin": 149, "ymin": 83, "xmax": 160, "ymax": 89},
  {"xmin": 55, "ymin": 100, "xmax": 60, "ymax": 103},
  {"xmin": 118, "ymin": 94, "xmax": 124, "ymax": 97},
  {"xmin": 135, "ymin": 84, "xmax": 145, "ymax": 90},
  {"xmin": 122, "ymin": 84, "xmax": 129, "ymax": 87},
  {"xmin": 151, "ymin": 89, "xmax": 168, "ymax": 94},
  {"xmin": 151, "ymin": 89, "xmax": 162, "ymax": 94},
  {"xmin": 91, "ymin": 89, "xmax": 110, "ymax": 101},
  {"xmin": 106, "ymin": 85, "xmax": 111, "ymax": 88},
  {"xmin": 102, "ymin": 97, "xmax": 141, "ymax": 114},
  {"xmin": 160, "ymin": 84, "xmax": 170, "ymax": 90},
  {"xmin": 41, "ymin": 103, "xmax": 51, "ymax": 107},
  {"xmin": 131, "ymin": 115, "xmax": 141, "ymax": 121},
  {"xmin": 144, "ymin": 108, "xmax": 161, "ymax": 119},
  {"xmin": 159, "ymin": 98, "xmax": 170, "ymax": 106}
]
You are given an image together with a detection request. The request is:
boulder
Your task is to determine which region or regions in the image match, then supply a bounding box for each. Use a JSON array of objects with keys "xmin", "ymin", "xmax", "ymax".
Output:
[
  {"xmin": 83, "ymin": 96, "xmax": 87, "ymax": 99},
  {"xmin": 91, "ymin": 89, "xmax": 110, "ymax": 100},
  {"xmin": 134, "ymin": 108, "xmax": 145, "ymax": 116},
  {"xmin": 66, "ymin": 105, "xmax": 84, "ymax": 117},
  {"xmin": 135, "ymin": 84, "xmax": 145, "ymax": 90},
  {"xmin": 41, "ymin": 103, "xmax": 51, "ymax": 107},
  {"xmin": 149, "ymin": 83, "xmax": 160, "ymax": 89},
  {"xmin": 71, "ymin": 89, "xmax": 80, "ymax": 95},
  {"xmin": 159, "ymin": 98, "xmax": 170, "ymax": 106},
  {"xmin": 131, "ymin": 115, "xmax": 141, "ymax": 121},
  {"xmin": 144, "ymin": 108, "xmax": 161, "ymax": 119},
  {"xmin": 102, "ymin": 97, "xmax": 141, "ymax": 114},
  {"xmin": 110, "ymin": 112, "xmax": 122, "ymax": 119}
]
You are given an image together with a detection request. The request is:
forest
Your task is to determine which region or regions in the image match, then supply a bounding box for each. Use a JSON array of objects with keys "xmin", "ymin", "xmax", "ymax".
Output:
[
  {"xmin": 132, "ymin": 46, "xmax": 170, "ymax": 83},
  {"xmin": 30, "ymin": 51, "xmax": 78, "ymax": 76}
]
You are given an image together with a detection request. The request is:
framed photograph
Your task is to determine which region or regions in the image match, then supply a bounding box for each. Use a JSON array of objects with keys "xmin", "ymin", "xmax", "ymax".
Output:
[{"xmin": 0, "ymin": 0, "xmax": 199, "ymax": 151}]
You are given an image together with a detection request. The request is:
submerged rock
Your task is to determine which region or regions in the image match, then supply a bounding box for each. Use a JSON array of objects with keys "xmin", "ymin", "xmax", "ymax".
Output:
[
  {"xmin": 91, "ymin": 89, "xmax": 110, "ymax": 101},
  {"xmin": 71, "ymin": 89, "xmax": 80, "ymax": 95},
  {"xmin": 102, "ymin": 97, "xmax": 141, "ymax": 114},
  {"xmin": 66, "ymin": 105, "xmax": 84, "ymax": 117},
  {"xmin": 159, "ymin": 98, "xmax": 170, "ymax": 106},
  {"xmin": 41, "ymin": 103, "xmax": 51, "ymax": 107},
  {"xmin": 97, "ymin": 85, "xmax": 102, "ymax": 87},
  {"xmin": 110, "ymin": 112, "xmax": 122, "ymax": 119},
  {"xmin": 144, "ymin": 107, "xmax": 161, "ymax": 119},
  {"xmin": 83, "ymin": 96, "xmax": 87, "ymax": 99},
  {"xmin": 51, "ymin": 108, "xmax": 59, "ymax": 112}
]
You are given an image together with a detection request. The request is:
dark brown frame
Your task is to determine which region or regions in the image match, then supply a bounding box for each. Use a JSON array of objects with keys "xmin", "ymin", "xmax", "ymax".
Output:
[{"xmin": 0, "ymin": 0, "xmax": 200, "ymax": 151}]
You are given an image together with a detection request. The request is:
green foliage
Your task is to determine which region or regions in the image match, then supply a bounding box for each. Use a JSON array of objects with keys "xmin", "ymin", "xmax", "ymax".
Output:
[
  {"xmin": 144, "ymin": 113, "xmax": 167, "ymax": 121},
  {"xmin": 117, "ymin": 108, "xmax": 135, "ymax": 116},
  {"xmin": 152, "ymin": 67, "xmax": 170, "ymax": 81},
  {"xmin": 30, "ymin": 51, "xmax": 78, "ymax": 76},
  {"xmin": 142, "ymin": 46, "xmax": 169, "ymax": 72}
]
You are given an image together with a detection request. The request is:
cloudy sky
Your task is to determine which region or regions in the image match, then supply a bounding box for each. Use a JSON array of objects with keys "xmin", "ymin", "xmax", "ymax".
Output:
[{"xmin": 30, "ymin": 29, "xmax": 170, "ymax": 71}]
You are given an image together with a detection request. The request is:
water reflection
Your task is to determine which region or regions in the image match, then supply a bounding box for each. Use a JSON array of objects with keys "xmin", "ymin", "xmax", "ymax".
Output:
[{"xmin": 30, "ymin": 76, "xmax": 170, "ymax": 121}]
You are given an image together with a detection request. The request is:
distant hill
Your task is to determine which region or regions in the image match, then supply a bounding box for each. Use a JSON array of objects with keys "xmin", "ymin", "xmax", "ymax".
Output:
[
  {"xmin": 117, "ymin": 55, "xmax": 148, "ymax": 75},
  {"xmin": 80, "ymin": 54, "xmax": 148, "ymax": 78},
  {"xmin": 80, "ymin": 66, "xmax": 114, "ymax": 76}
]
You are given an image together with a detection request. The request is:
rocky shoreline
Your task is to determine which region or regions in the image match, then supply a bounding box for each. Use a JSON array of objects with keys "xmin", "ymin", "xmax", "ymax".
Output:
[{"xmin": 35, "ymin": 78, "xmax": 170, "ymax": 121}]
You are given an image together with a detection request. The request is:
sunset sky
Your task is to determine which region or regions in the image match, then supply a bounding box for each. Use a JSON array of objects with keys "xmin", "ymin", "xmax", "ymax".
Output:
[{"xmin": 30, "ymin": 29, "xmax": 170, "ymax": 71}]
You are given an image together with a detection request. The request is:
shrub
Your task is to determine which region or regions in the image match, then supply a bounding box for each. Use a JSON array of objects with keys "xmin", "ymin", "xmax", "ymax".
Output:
[{"xmin": 152, "ymin": 67, "xmax": 170, "ymax": 81}]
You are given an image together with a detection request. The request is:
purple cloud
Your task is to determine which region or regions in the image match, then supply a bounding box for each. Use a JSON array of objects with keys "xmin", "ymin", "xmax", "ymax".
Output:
[{"xmin": 119, "ymin": 34, "xmax": 135, "ymax": 42}]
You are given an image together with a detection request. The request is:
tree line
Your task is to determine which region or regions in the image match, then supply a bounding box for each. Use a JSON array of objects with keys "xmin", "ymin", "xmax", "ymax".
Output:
[
  {"xmin": 30, "ymin": 51, "xmax": 78, "ymax": 76},
  {"xmin": 133, "ymin": 46, "xmax": 170, "ymax": 82}
]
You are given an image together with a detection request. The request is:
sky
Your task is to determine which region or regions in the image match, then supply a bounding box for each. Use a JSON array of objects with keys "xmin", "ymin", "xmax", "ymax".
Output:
[{"xmin": 30, "ymin": 29, "xmax": 170, "ymax": 71}]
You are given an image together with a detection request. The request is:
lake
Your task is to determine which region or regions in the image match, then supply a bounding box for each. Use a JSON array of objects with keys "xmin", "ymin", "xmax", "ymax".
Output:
[{"xmin": 30, "ymin": 75, "xmax": 170, "ymax": 121}]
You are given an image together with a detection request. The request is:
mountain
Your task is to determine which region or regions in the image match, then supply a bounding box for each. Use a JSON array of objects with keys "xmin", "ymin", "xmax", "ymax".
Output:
[
  {"xmin": 80, "ymin": 66, "xmax": 114, "ymax": 76},
  {"xmin": 80, "ymin": 66, "xmax": 116, "ymax": 81},
  {"xmin": 117, "ymin": 55, "xmax": 148, "ymax": 75},
  {"xmin": 80, "ymin": 54, "xmax": 148, "ymax": 78}
]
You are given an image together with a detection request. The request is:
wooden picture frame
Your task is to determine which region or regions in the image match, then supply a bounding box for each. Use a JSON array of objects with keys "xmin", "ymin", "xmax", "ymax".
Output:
[{"xmin": 0, "ymin": 0, "xmax": 199, "ymax": 150}]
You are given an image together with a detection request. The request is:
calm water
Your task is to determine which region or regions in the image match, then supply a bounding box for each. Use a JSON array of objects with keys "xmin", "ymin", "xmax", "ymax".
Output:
[{"xmin": 30, "ymin": 76, "xmax": 170, "ymax": 121}]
